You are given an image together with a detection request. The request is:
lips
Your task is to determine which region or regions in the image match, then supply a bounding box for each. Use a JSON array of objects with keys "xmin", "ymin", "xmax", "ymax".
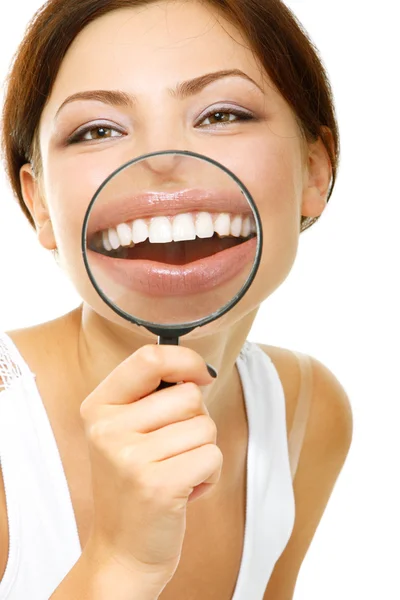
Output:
[
  {"xmin": 87, "ymin": 236, "xmax": 257, "ymax": 297},
  {"xmin": 85, "ymin": 187, "xmax": 252, "ymax": 243}
]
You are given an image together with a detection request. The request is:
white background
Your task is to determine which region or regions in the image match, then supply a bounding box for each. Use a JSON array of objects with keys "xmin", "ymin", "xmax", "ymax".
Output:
[{"xmin": 0, "ymin": 1, "xmax": 399, "ymax": 598}]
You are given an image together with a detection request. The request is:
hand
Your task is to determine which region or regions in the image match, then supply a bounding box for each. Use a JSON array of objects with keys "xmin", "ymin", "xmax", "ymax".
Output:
[{"xmin": 79, "ymin": 344, "xmax": 222, "ymax": 585}]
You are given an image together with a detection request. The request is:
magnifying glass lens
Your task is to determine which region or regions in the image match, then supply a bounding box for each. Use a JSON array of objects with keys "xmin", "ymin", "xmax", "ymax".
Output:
[{"xmin": 83, "ymin": 151, "xmax": 260, "ymax": 329}]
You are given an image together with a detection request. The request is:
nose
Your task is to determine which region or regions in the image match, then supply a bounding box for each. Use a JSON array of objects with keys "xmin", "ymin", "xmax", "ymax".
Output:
[{"xmin": 142, "ymin": 149, "xmax": 187, "ymax": 177}]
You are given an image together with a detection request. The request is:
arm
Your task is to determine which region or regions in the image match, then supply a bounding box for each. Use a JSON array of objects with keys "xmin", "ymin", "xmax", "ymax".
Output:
[
  {"xmin": 49, "ymin": 540, "xmax": 168, "ymax": 600},
  {"xmin": 262, "ymin": 352, "xmax": 353, "ymax": 600}
]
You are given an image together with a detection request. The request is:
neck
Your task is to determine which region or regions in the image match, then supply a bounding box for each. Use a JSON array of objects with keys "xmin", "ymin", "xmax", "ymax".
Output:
[{"xmin": 63, "ymin": 302, "xmax": 259, "ymax": 428}]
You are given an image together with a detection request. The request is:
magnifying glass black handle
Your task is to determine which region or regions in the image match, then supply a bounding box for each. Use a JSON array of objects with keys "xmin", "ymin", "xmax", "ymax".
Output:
[
  {"xmin": 156, "ymin": 335, "xmax": 180, "ymax": 392},
  {"xmin": 157, "ymin": 380, "xmax": 176, "ymax": 391}
]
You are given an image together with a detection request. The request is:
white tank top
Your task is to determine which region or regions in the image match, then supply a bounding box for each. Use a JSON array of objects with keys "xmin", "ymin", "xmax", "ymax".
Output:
[{"xmin": 0, "ymin": 331, "xmax": 313, "ymax": 599}]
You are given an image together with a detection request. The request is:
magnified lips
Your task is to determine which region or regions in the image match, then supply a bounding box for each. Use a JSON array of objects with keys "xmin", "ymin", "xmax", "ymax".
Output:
[
  {"xmin": 88, "ymin": 235, "xmax": 258, "ymax": 296},
  {"xmin": 85, "ymin": 188, "xmax": 253, "ymax": 243}
]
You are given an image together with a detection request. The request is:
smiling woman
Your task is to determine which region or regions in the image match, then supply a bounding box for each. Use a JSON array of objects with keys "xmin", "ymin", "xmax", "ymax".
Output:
[
  {"xmin": 0, "ymin": 1, "xmax": 352, "ymax": 600},
  {"xmin": 2, "ymin": 0, "xmax": 339, "ymax": 235}
]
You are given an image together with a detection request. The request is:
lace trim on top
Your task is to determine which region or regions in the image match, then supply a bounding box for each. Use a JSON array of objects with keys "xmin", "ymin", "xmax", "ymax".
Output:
[
  {"xmin": 0, "ymin": 333, "xmax": 26, "ymax": 393},
  {"xmin": 239, "ymin": 340, "xmax": 255, "ymax": 360}
]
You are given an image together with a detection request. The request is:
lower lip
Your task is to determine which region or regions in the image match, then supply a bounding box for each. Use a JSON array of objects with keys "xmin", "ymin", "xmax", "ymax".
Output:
[{"xmin": 86, "ymin": 236, "xmax": 257, "ymax": 297}]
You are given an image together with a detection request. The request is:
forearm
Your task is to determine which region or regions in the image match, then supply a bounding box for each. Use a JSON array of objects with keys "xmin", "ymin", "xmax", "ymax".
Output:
[{"xmin": 49, "ymin": 543, "xmax": 168, "ymax": 600}]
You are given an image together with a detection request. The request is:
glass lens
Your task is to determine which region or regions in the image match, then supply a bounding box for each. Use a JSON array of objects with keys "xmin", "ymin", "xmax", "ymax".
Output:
[{"xmin": 82, "ymin": 151, "xmax": 260, "ymax": 327}]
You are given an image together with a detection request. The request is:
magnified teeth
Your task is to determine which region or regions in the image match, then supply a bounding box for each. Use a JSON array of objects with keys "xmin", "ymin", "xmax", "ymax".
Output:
[
  {"xmin": 102, "ymin": 230, "xmax": 112, "ymax": 252},
  {"xmin": 92, "ymin": 210, "xmax": 256, "ymax": 253},
  {"xmin": 116, "ymin": 222, "xmax": 132, "ymax": 246},
  {"xmin": 241, "ymin": 216, "xmax": 251, "ymax": 237},
  {"xmin": 108, "ymin": 227, "xmax": 120, "ymax": 250},
  {"xmin": 172, "ymin": 213, "xmax": 196, "ymax": 242},
  {"xmin": 230, "ymin": 215, "xmax": 243, "ymax": 237},
  {"xmin": 149, "ymin": 216, "xmax": 173, "ymax": 243},
  {"xmin": 132, "ymin": 219, "xmax": 148, "ymax": 244},
  {"xmin": 214, "ymin": 213, "xmax": 231, "ymax": 237},
  {"xmin": 195, "ymin": 212, "xmax": 214, "ymax": 238}
]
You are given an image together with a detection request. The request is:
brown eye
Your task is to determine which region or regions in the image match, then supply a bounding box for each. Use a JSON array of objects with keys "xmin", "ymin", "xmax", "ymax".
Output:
[
  {"xmin": 67, "ymin": 124, "xmax": 124, "ymax": 144},
  {"xmin": 202, "ymin": 112, "xmax": 237, "ymax": 125},
  {"xmin": 84, "ymin": 127, "xmax": 115, "ymax": 140},
  {"xmin": 198, "ymin": 108, "xmax": 254, "ymax": 127},
  {"xmin": 208, "ymin": 112, "xmax": 232, "ymax": 123}
]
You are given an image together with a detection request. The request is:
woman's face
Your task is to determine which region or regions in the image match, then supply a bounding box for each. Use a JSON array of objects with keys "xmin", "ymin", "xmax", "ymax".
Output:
[{"xmin": 22, "ymin": 0, "xmax": 329, "ymax": 338}]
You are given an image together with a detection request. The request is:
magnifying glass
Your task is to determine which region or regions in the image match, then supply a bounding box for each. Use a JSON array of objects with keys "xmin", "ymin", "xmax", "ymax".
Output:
[{"xmin": 81, "ymin": 150, "xmax": 263, "ymax": 389}]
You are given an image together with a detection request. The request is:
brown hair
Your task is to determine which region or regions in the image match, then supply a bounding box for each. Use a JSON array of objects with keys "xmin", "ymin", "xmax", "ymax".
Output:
[{"xmin": 1, "ymin": 0, "xmax": 339, "ymax": 233}]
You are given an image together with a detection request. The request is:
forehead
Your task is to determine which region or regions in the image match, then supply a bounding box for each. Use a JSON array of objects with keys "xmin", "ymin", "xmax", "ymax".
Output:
[{"xmin": 45, "ymin": 1, "xmax": 270, "ymax": 108}]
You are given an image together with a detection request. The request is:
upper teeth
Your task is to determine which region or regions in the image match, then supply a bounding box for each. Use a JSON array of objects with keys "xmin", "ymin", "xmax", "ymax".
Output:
[{"xmin": 92, "ymin": 212, "xmax": 256, "ymax": 252}]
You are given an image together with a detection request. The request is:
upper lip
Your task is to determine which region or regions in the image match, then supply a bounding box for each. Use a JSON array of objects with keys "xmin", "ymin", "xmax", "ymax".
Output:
[{"xmin": 85, "ymin": 188, "xmax": 252, "ymax": 241}]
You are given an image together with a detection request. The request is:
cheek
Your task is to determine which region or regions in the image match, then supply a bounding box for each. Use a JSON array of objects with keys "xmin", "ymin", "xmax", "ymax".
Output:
[
  {"xmin": 216, "ymin": 133, "xmax": 303, "ymax": 303},
  {"xmin": 219, "ymin": 131, "xmax": 303, "ymax": 239},
  {"xmin": 42, "ymin": 151, "xmax": 124, "ymax": 248},
  {"xmin": 40, "ymin": 153, "xmax": 116, "ymax": 306}
]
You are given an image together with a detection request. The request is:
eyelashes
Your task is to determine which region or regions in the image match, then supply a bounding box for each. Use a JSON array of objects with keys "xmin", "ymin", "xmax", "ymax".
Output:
[
  {"xmin": 65, "ymin": 106, "xmax": 257, "ymax": 145},
  {"xmin": 66, "ymin": 122, "xmax": 125, "ymax": 145},
  {"xmin": 197, "ymin": 106, "xmax": 255, "ymax": 127}
]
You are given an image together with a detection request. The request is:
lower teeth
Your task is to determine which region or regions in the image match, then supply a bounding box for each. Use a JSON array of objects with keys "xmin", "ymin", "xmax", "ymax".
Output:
[{"xmin": 94, "ymin": 233, "xmax": 255, "ymax": 261}]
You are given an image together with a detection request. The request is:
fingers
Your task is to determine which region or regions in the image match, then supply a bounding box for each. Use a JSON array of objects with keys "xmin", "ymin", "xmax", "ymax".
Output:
[
  {"xmin": 138, "ymin": 414, "xmax": 217, "ymax": 462},
  {"xmin": 101, "ymin": 381, "xmax": 209, "ymax": 435},
  {"xmin": 81, "ymin": 344, "xmax": 215, "ymax": 412}
]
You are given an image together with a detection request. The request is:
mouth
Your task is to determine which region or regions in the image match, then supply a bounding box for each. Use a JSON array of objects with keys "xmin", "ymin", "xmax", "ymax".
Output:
[{"xmin": 88, "ymin": 210, "xmax": 256, "ymax": 266}]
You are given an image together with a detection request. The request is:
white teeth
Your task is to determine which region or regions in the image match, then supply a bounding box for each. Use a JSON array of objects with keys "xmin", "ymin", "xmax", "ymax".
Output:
[
  {"xmin": 131, "ymin": 219, "xmax": 148, "ymax": 244},
  {"xmin": 108, "ymin": 227, "xmax": 120, "ymax": 250},
  {"xmin": 102, "ymin": 230, "xmax": 112, "ymax": 252},
  {"xmin": 172, "ymin": 213, "xmax": 196, "ymax": 242},
  {"xmin": 214, "ymin": 213, "xmax": 231, "ymax": 237},
  {"xmin": 149, "ymin": 216, "xmax": 173, "ymax": 243},
  {"xmin": 116, "ymin": 222, "xmax": 132, "ymax": 247},
  {"xmin": 96, "ymin": 211, "xmax": 256, "ymax": 252},
  {"xmin": 241, "ymin": 216, "xmax": 251, "ymax": 237},
  {"xmin": 195, "ymin": 212, "xmax": 214, "ymax": 238},
  {"xmin": 230, "ymin": 215, "xmax": 243, "ymax": 237}
]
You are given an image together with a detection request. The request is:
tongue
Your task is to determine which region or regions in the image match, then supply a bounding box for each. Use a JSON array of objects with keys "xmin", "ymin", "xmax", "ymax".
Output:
[{"xmin": 125, "ymin": 235, "xmax": 242, "ymax": 265}]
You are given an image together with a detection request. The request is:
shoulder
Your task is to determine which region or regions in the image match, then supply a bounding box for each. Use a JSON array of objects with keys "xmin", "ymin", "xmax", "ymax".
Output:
[
  {"xmin": 255, "ymin": 343, "xmax": 353, "ymax": 599},
  {"xmin": 3, "ymin": 311, "xmax": 79, "ymax": 377},
  {"xmin": 256, "ymin": 343, "xmax": 353, "ymax": 456}
]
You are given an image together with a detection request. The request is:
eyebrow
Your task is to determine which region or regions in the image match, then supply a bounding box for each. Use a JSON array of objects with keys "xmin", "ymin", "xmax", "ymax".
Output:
[{"xmin": 54, "ymin": 69, "xmax": 263, "ymax": 119}]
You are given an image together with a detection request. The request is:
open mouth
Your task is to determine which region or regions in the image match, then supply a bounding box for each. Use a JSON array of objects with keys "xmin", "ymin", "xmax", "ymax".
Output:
[{"xmin": 88, "ymin": 211, "xmax": 256, "ymax": 266}]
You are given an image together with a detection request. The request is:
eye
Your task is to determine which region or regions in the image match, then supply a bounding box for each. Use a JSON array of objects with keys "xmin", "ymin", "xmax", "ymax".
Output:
[
  {"xmin": 198, "ymin": 107, "xmax": 255, "ymax": 127},
  {"xmin": 67, "ymin": 123, "xmax": 125, "ymax": 144}
]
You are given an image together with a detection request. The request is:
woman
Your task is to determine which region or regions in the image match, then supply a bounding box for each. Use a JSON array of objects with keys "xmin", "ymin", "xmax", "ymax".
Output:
[{"xmin": 0, "ymin": 0, "xmax": 353, "ymax": 598}]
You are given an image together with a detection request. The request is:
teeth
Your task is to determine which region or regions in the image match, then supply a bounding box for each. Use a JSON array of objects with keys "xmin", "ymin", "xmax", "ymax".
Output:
[
  {"xmin": 132, "ymin": 219, "xmax": 148, "ymax": 244},
  {"xmin": 108, "ymin": 227, "xmax": 120, "ymax": 250},
  {"xmin": 195, "ymin": 212, "xmax": 214, "ymax": 238},
  {"xmin": 102, "ymin": 230, "xmax": 112, "ymax": 252},
  {"xmin": 93, "ymin": 211, "xmax": 256, "ymax": 253},
  {"xmin": 214, "ymin": 213, "xmax": 231, "ymax": 237},
  {"xmin": 230, "ymin": 215, "xmax": 243, "ymax": 237},
  {"xmin": 116, "ymin": 222, "xmax": 132, "ymax": 247},
  {"xmin": 241, "ymin": 216, "xmax": 251, "ymax": 237},
  {"xmin": 172, "ymin": 213, "xmax": 196, "ymax": 242},
  {"xmin": 149, "ymin": 216, "xmax": 173, "ymax": 243}
]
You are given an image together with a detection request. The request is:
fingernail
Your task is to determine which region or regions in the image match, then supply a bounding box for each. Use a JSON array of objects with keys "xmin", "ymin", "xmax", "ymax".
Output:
[{"xmin": 206, "ymin": 363, "xmax": 218, "ymax": 378}]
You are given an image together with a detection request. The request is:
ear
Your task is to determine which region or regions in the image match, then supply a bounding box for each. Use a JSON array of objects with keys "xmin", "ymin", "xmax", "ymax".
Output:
[
  {"xmin": 20, "ymin": 164, "xmax": 56, "ymax": 250},
  {"xmin": 301, "ymin": 127, "xmax": 333, "ymax": 218}
]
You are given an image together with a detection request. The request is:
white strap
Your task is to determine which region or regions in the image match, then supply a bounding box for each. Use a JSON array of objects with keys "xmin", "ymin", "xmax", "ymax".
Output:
[{"xmin": 288, "ymin": 351, "xmax": 314, "ymax": 481}]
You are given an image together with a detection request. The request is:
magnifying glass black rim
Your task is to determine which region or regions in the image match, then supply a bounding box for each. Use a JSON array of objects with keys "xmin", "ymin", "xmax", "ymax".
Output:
[{"xmin": 81, "ymin": 149, "xmax": 263, "ymax": 337}]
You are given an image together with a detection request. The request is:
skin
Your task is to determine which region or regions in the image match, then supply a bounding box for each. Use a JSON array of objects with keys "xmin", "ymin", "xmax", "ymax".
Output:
[
  {"xmin": 14, "ymin": 1, "xmax": 352, "ymax": 597},
  {"xmin": 20, "ymin": 0, "xmax": 330, "ymax": 417}
]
